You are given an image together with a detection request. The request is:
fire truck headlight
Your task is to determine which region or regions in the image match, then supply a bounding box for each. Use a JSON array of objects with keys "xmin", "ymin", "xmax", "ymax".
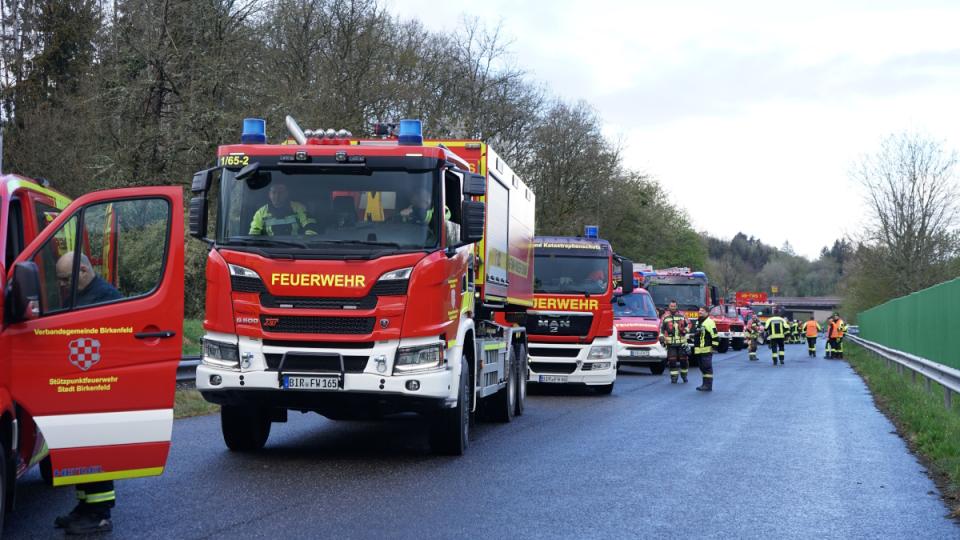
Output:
[
  {"xmin": 590, "ymin": 362, "xmax": 612, "ymax": 370},
  {"xmin": 588, "ymin": 346, "xmax": 612, "ymax": 359},
  {"xmin": 228, "ymin": 264, "xmax": 262, "ymax": 280},
  {"xmin": 393, "ymin": 343, "xmax": 444, "ymax": 374},
  {"xmin": 378, "ymin": 267, "xmax": 413, "ymax": 281},
  {"xmin": 202, "ymin": 339, "xmax": 240, "ymax": 369}
]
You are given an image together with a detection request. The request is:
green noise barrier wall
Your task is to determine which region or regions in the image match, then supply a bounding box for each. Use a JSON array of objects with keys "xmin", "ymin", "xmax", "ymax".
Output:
[{"xmin": 858, "ymin": 277, "xmax": 960, "ymax": 370}]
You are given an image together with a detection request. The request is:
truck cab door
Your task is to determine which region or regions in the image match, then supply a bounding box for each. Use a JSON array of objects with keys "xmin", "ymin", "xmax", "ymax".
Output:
[{"xmin": 2, "ymin": 187, "xmax": 183, "ymax": 486}]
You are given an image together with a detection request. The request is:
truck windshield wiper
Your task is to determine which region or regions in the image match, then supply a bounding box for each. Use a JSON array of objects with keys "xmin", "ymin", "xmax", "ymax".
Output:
[{"xmin": 225, "ymin": 237, "xmax": 309, "ymax": 249}]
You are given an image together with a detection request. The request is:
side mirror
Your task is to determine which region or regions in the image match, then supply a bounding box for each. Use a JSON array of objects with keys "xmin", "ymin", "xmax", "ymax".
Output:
[
  {"xmin": 191, "ymin": 168, "xmax": 215, "ymax": 193},
  {"xmin": 189, "ymin": 196, "xmax": 208, "ymax": 240},
  {"xmin": 461, "ymin": 200, "xmax": 485, "ymax": 244},
  {"xmin": 5, "ymin": 262, "xmax": 41, "ymax": 324},
  {"xmin": 463, "ymin": 173, "xmax": 486, "ymax": 196},
  {"xmin": 620, "ymin": 259, "xmax": 634, "ymax": 294},
  {"xmin": 710, "ymin": 286, "xmax": 720, "ymax": 306}
]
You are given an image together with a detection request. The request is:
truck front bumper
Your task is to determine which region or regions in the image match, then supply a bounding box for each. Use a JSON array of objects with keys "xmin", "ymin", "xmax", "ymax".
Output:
[{"xmin": 527, "ymin": 336, "xmax": 617, "ymax": 386}]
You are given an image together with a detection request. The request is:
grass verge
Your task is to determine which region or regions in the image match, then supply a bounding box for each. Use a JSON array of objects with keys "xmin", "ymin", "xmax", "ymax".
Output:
[
  {"xmin": 183, "ymin": 318, "xmax": 203, "ymax": 355},
  {"xmin": 175, "ymin": 388, "xmax": 219, "ymax": 419},
  {"xmin": 847, "ymin": 342, "xmax": 960, "ymax": 518}
]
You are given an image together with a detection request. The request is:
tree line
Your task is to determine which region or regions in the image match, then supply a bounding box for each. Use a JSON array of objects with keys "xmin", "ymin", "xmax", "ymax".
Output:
[{"xmin": 1, "ymin": 0, "xmax": 708, "ymax": 316}]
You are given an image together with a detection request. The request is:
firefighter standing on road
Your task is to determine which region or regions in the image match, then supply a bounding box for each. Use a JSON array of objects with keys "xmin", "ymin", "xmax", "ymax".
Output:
[
  {"xmin": 803, "ymin": 316, "xmax": 822, "ymax": 357},
  {"xmin": 827, "ymin": 313, "xmax": 847, "ymax": 359},
  {"xmin": 745, "ymin": 316, "xmax": 761, "ymax": 361},
  {"xmin": 693, "ymin": 306, "xmax": 719, "ymax": 391},
  {"xmin": 765, "ymin": 311, "xmax": 790, "ymax": 366},
  {"xmin": 54, "ymin": 252, "xmax": 122, "ymax": 535},
  {"xmin": 660, "ymin": 301, "xmax": 689, "ymax": 383}
]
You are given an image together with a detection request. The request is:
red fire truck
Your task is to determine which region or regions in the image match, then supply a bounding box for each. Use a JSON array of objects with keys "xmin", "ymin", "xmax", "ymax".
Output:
[
  {"xmin": 192, "ymin": 117, "xmax": 534, "ymax": 455},
  {"xmin": 526, "ymin": 234, "xmax": 633, "ymax": 394},
  {"xmin": 642, "ymin": 268, "xmax": 718, "ymax": 320},
  {"xmin": 0, "ymin": 174, "xmax": 184, "ymax": 524}
]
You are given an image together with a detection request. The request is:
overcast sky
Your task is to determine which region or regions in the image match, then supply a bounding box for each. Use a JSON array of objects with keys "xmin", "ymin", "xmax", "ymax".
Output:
[{"xmin": 387, "ymin": 0, "xmax": 960, "ymax": 259}]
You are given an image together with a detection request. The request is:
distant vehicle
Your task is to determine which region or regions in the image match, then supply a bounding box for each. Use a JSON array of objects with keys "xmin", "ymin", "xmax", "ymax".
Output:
[
  {"xmin": 613, "ymin": 288, "xmax": 666, "ymax": 375},
  {"xmin": 708, "ymin": 304, "xmax": 746, "ymax": 353},
  {"xmin": 847, "ymin": 325, "xmax": 859, "ymax": 335}
]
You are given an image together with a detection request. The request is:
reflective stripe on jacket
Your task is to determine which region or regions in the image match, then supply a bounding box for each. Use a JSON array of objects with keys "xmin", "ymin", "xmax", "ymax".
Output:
[{"xmin": 694, "ymin": 318, "xmax": 719, "ymax": 355}]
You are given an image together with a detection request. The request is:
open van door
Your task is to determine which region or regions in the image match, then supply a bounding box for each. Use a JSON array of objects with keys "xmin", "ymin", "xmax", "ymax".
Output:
[{"xmin": 2, "ymin": 187, "xmax": 183, "ymax": 486}]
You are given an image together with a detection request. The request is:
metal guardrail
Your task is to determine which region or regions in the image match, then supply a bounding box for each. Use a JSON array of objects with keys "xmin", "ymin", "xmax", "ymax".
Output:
[
  {"xmin": 178, "ymin": 356, "xmax": 201, "ymax": 382},
  {"xmin": 848, "ymin": 334, "xmax": 960, "ymax": 410}
]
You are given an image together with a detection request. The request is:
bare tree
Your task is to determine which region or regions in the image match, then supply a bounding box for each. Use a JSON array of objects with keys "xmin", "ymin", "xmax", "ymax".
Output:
[{"xmin": 852, "ymin": 132, "xmax": 960, "ymax": 296}]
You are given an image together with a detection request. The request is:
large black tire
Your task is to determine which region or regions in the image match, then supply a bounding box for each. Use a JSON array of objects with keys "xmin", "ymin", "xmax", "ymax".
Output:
[
  {"xmin": 514, "ymin": 343, "xmax": 527, "ymax": 416},
  {"xmin": 717, "ymin": 339, "xmax": 730, "ymax": 354},
  {"xmin": 595, "ymin": 382, "xmax": 614, "ymax": 395},
  {"xmin": 490, "ymin": 347, "xmax": 516, "ymax": 423},
  {"xmin": 731, "ymin": 338, "xmax": 745, "ymax": 351},
  {"xmin": 649, "ymin": 363, "xmax": 666, "ymax": 375},
  {"xmin": 221, "ymin": 404, "xmax": 271, "ymax": 452},
  {"xmin": 430, "ymin": 365, "xmax": 469, "ymax": 455}
]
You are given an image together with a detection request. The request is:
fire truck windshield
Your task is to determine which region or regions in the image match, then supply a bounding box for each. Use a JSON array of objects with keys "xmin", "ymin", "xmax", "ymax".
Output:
[
  {"xmin": 534, "ymin": 255, "xmax": 609, "ymax": 295},
  {"xmin": 646, "ymin": 282, "xmax": 705, "ymax": 310},
  {"xmin": 217, "ymin": 168, "xmax": 441, "ymax": 252},
  {"xmin": 614, "ymin": 292, "xmax": 658, "ymax": 318}
]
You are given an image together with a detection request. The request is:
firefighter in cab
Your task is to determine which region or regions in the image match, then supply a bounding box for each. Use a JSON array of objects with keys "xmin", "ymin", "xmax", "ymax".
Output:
[
  {"xmin": 803, "ymin": 315, "xmax": 822, "ymax": 357},
  {"xmin": 660, "ymin": 301, "xmax": 690, "ymax": 383},
  {"xmin": 249, "ymin": 180, "xmax": 319, "ymax": 236},
  {"xmin": 765, "ymin": 310, "xmax": 790, "ymax": 366},
  {"xmin": 692, "ymin": 306, "xmax": 719, "ymax": 391}
]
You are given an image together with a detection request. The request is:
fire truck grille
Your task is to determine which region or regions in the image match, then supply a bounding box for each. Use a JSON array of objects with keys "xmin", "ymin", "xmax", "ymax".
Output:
[
  {"xmin": 529, "ymin": 361, "xmax": 577, "ymax": 374},
  {"xmin": 260, "ymin": 294, "xmax": 377, "ymax": 310},
  {"xmin": 731, "ymin": 324, "xmax": 744, "ymax": 332},
  {"xmin": 231, "ymin": 276, "xmax": 266, "ymax": 293},
  {"xmin": 619, "ymin": 331, "xmax": 658, "ymax": 343},
  {"xmin": 370, "ymin": 279, "xmax": 409, "ymax": 296},
  {"xmin": 260, "ymin": 316, "xmax": 375, "ymax": 334},
  {"xmin": 528, "ymin": 347, "xmax": 581, "ymax": 358},
  {"xmin": 527, "ymin": 314, "xmax": 593, "ymax": 336},
  {"xmin": 264, "ymin": 354, "xmax": 369, "ymax": 372}
]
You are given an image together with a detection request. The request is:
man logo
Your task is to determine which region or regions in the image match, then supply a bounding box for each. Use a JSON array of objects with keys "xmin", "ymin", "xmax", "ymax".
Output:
[
  {"xmin": 263, "ymin": 318, "xmax": 280, "ymax": 328},
  {"xmin": 68, "ymin": 337, "xmax": 101, "ymax": 371}
]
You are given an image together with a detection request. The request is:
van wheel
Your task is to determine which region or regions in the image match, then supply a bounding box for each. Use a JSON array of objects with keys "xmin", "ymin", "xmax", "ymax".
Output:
[
  {"xmin": 514, "ymin": 343, "xmax": 527, "ymax": 416},
  {"xmin": 650, "ymin": 364, "xmax": 665, "ymax": 375},
  {"xmin": 0, "ymin": 441, "xmax": 7, "ymax": 527},
  {"xmin": 717, "ymin": 339, "xmax": 730, "ymax": 354},
  {"xmin": 221, "ymin": 404, "xmax": 271, "ymax": 451},
  {"xmin": 491, "ymin": 347, "xmax": 516, "ymax": 423},
  {"xmin": 430, "ymin": 366, "xmax": 469, "ymax": 455}
]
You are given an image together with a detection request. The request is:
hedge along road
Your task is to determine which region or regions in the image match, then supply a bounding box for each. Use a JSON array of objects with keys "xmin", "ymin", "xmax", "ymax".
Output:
[{"xmin": 5, "ymin": 341, "xmax": 958, "ymax": 538}]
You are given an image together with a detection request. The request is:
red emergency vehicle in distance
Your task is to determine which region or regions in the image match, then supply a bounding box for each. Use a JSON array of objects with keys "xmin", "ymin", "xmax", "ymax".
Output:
[
  {"xmin": 192, "ymin": 117, "xmax": 533, "ymax": 455},
  {"xmin": 707, "ymin": 303, "xmax": 746, "ymax": 353},
  {"xmin": 613, "ymin": 287, "xmax": 666, "ymax": 375},
  {"xmin": 0, "ymin": 174, "xmax": 184, "ymax": 522},
  {"xmin": 526, "ymin": 233, "xmax": 634, "ymax": 394},
  {"xmin": 641, "ymin": 267, "xmax": 719, "ymax": 320}
]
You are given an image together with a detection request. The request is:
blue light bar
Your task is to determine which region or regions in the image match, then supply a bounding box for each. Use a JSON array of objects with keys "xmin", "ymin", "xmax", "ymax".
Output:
[
  {"xmin": 691, "ymin": 272, "xmax": 707, "ymax": 278},
  {"xmin": 584, "ymin": 225, "xmax": 599, "ymax": 239},
  {"xmin": 398, "ymin": 119, "xmax": 423, "ymax": 145},
  {"xmin": 241, "ymin": 118, "xmax": 267, "ymax": 144}
]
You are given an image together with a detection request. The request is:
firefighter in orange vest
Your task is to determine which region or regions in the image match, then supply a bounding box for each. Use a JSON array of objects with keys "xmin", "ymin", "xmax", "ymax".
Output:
[
  {"xmin": 827, "ymin": 313, "xmax": 847, "ymax": 359},
  {"xmin": 803, "ymin": 315, "xmax": 822, "ymax": 357},
  {"xmin": 660, "ymin": 301, "xmax": 690, "ymax": 383}
]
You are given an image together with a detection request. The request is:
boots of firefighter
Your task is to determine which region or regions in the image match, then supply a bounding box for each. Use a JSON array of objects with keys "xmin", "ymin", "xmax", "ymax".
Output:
[
  {"xmin": 749, "ymin": 351, "xmax": 757, "ymax": 361},
  {"xmin": 697, "ymin": 374, "xmax": 713, "ymax": 391},
  {"xmin": 772, "ymin": 351, "xmax": 778, "ymax": 365},
  {"xmin": 680, "ymin": 369, "xmax": 689, "ymax": 383},
  {"xmin": 779, "ymin": 351, "xmax": 785, "ymax": 365}
]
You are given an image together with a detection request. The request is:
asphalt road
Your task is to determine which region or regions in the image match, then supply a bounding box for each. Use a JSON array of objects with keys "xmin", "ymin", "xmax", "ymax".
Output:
[{"xmin": 5, "ymin": 340, "xmax": 959, "ymax": 539}]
